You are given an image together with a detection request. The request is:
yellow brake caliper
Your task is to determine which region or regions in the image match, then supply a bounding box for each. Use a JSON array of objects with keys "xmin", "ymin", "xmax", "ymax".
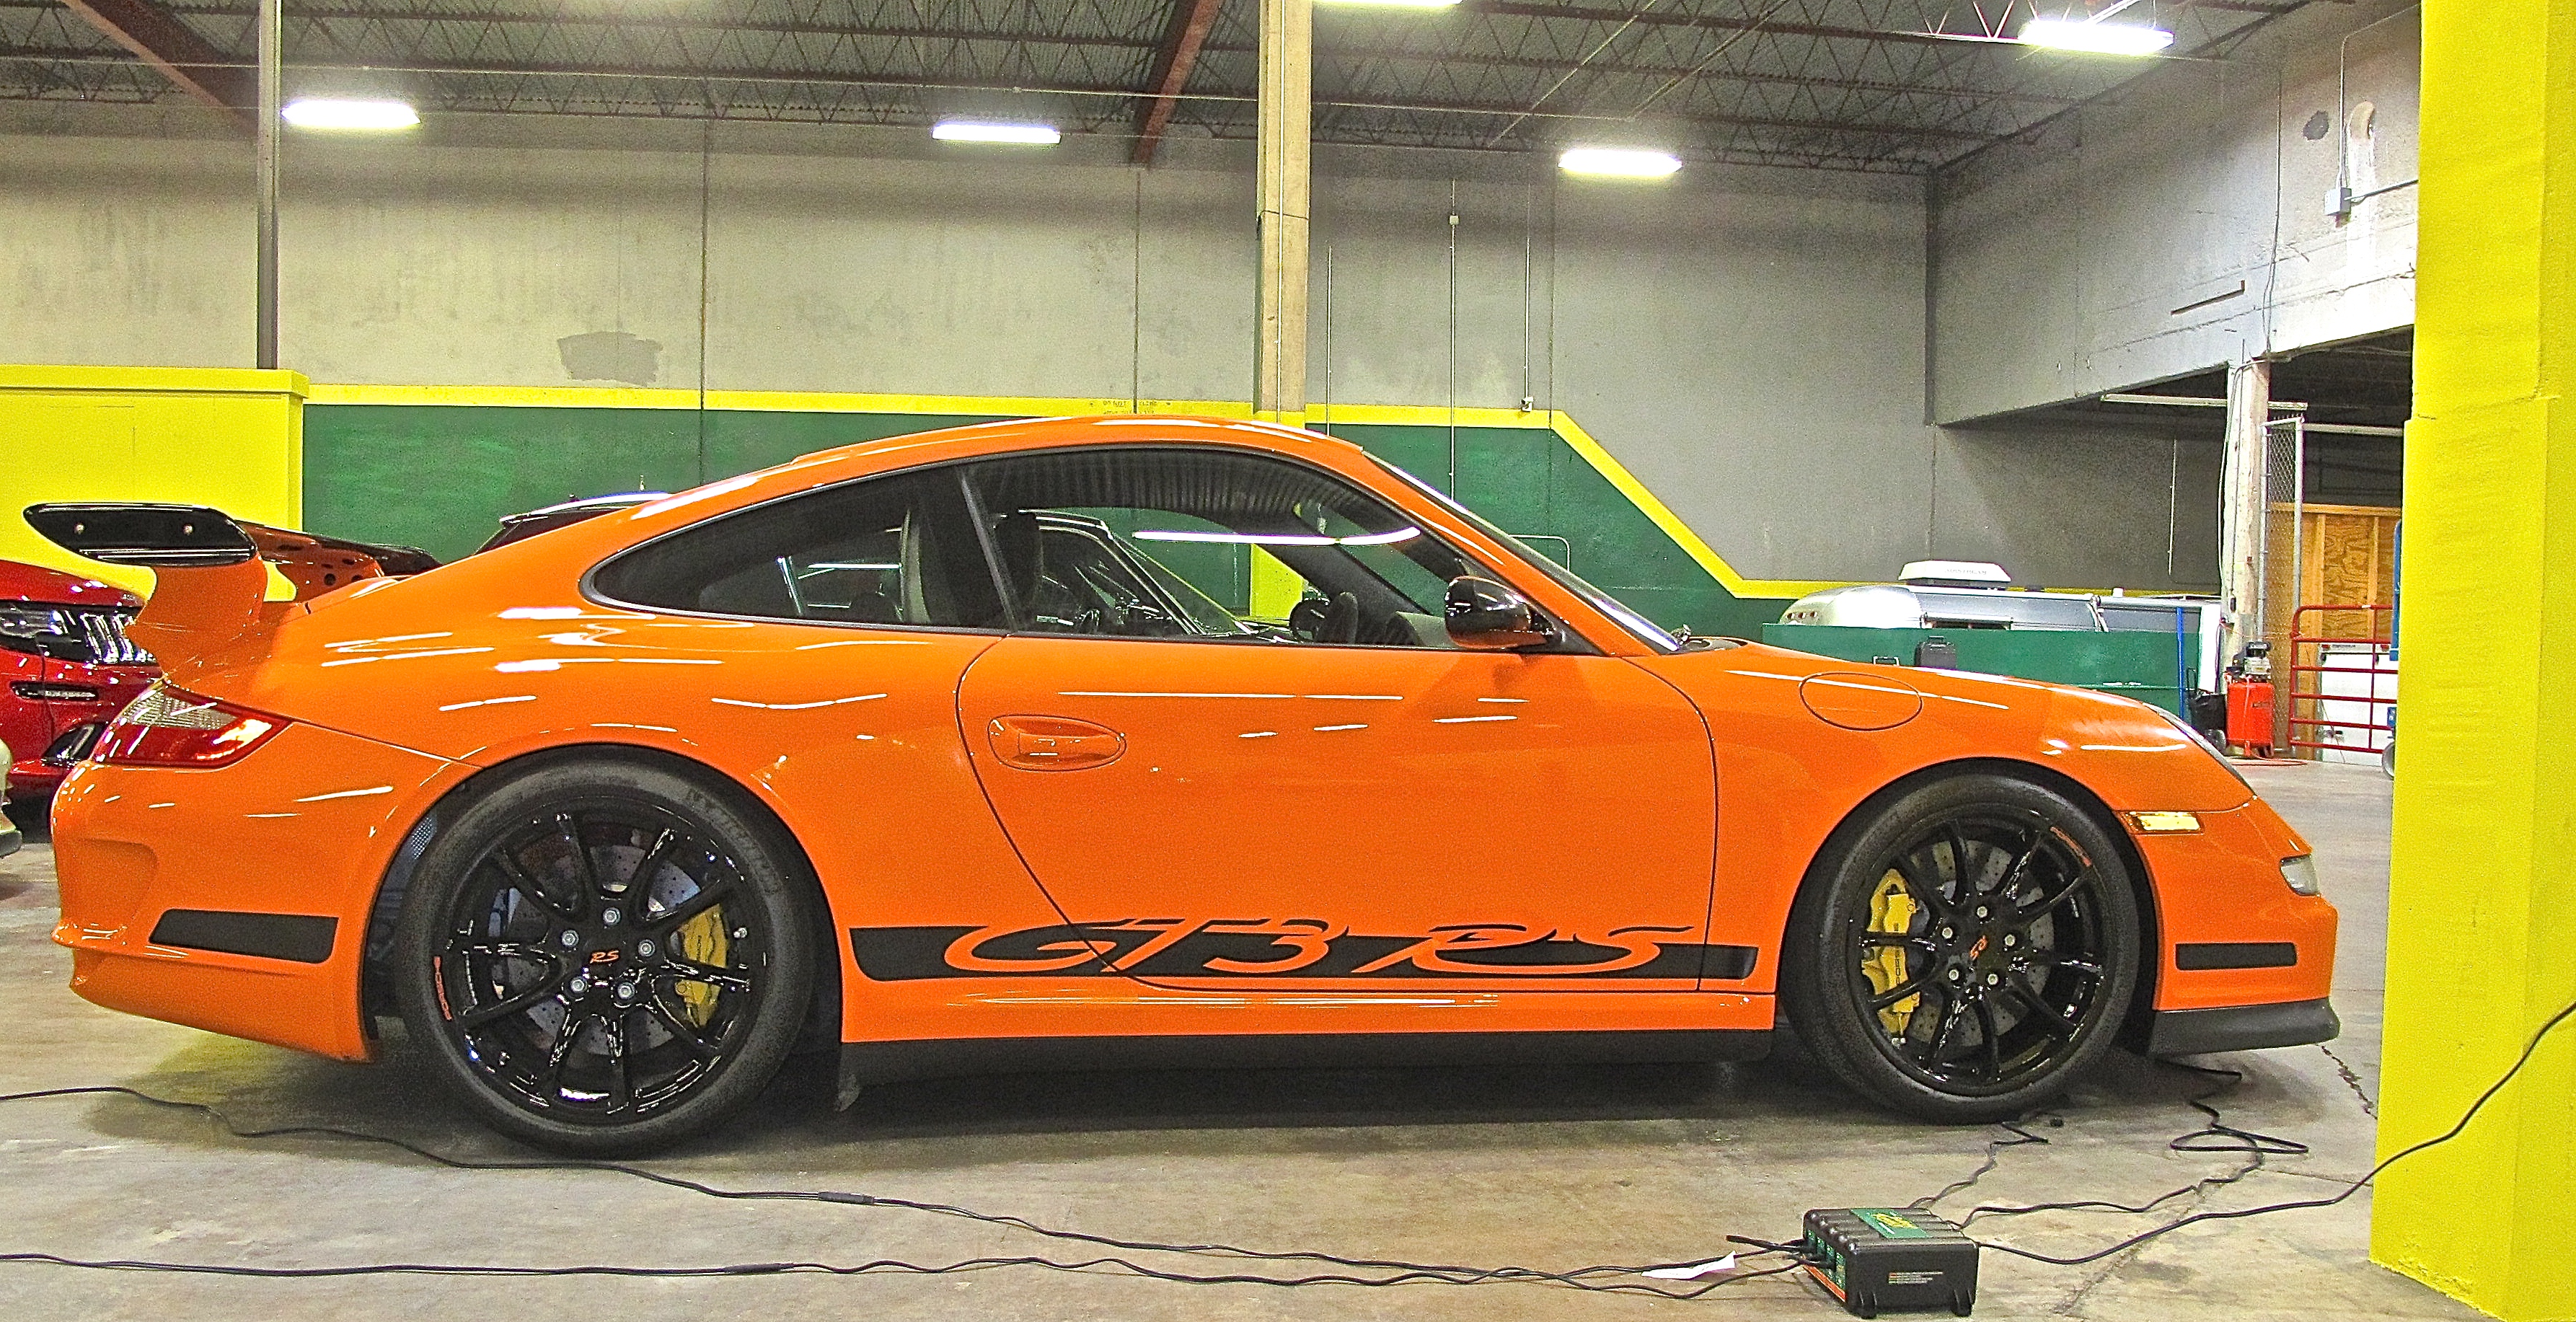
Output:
[
  {"xmin": 1863, "ymin": 870, "xmax": 1920, "ymax": 1034},
  {"xmin": 673, "ymin": 905, "xmax": 731, "ymax": 1026}
]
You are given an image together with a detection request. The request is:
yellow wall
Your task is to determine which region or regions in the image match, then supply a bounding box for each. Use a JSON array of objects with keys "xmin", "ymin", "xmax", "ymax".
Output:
[
  {"xmin": 0, "ymin": 366, "xmax": 306, "ymax": 599},
  {"xmin": 2373, "ymin": 4, "xmax": 2576, "ymax": 1318}
]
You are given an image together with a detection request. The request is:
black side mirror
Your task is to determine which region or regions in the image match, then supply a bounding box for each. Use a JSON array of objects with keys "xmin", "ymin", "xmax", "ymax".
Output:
[{"xmin": 1444, "ymin": 576, "xmax": 1553, "ymax": 651}]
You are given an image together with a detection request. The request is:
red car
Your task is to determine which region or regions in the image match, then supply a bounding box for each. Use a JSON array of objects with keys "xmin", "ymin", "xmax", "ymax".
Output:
[{"xmin": 0, "ymin": 560, "xmax": 156, "ymax": 802}]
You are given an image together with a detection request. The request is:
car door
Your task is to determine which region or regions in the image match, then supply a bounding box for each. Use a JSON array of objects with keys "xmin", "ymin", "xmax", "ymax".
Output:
[{"xmin": 948, "ymin": 443, "xmax": 1723, "ymax": 992}]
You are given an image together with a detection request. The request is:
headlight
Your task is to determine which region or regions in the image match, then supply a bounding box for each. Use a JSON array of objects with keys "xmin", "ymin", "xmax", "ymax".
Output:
[
  {"xmin": 2280, "ymin": 855, "xmax": 2322, "ymax": 896},
  {"xmin": 2157, "ymin": 704, "xmax": 2251, "ymax": 792}
]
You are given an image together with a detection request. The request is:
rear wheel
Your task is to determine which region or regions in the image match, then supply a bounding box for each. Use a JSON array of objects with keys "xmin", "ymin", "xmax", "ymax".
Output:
[
  {"xmin": 392, "ymin": 759, "xmax": 815, "ymax": 1155},
  {"xmin": 1781, "ymin": 773, "xmax": 2140, "ymax": 1123}
]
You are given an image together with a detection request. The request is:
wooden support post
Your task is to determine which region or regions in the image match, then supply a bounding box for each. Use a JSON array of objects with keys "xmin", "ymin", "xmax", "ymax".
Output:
[
  {"xmin": 1253, "ymin": 0, "xmax": 1311, "ymax": 425},
  {"xmin": 2217, "ymin": 356, "xmax": 2272, "ymax": 677}
]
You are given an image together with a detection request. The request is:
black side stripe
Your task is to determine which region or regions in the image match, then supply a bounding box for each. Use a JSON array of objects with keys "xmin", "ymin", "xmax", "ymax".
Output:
[
  {"xmin": 149, "ymin": 909, "xmax": 338, "ymax": 964},
  {"xmin": 2173, "ymin": 940, "xmax": 2298, "ymax": 971}
]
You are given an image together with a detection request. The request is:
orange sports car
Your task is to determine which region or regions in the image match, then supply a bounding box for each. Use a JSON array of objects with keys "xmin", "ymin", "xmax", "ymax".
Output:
[{"xmin": 27, "ymin": 415, "xmax": 2336, "ymax": 1154}]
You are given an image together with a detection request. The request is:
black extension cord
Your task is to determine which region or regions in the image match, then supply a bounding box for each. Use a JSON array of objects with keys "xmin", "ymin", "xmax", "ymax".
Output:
[
  {"xmin": 2, "ymin": 996, "xmax": 2567, "ymax": 1291},
  {"xmin": 1923, "ymin": 997, "xmax": 2576, "ymax": 1267},
  {"xmin": 0, "ymin": 1083, "xmax": 1799, "ymax": 1297}
]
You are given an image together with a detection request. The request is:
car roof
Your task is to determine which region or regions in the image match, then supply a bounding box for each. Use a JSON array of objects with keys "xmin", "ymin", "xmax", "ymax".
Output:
[
  {"xmin": 498, "ymin": 492, "xmax": 671, "ymax": 526},
  {"xmin": 788, "ymin": 414, "xmax": 1363, "ymax": 467}
]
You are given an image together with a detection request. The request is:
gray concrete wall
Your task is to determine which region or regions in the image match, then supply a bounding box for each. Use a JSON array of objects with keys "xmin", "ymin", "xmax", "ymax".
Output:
[
  {"xmin": 1, "ymin": 94, "xmax": 2277, "ymax": 587},
  {"xmin": 1933, "ymin": 416, "xmax": 2226, "ymax": 592},
  {"xmin": 1928, "ymin": 0, "xmax": 2421, "ymax": 424},
  {"xmin": 0, "ymin": 111, "xmax": 1964, "ymax": 581}
]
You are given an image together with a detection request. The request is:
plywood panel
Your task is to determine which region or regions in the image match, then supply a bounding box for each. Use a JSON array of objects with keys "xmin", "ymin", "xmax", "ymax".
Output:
[{"xmin": 2262, "ymin": 501, "xmax": 2399, "ymax": 757}]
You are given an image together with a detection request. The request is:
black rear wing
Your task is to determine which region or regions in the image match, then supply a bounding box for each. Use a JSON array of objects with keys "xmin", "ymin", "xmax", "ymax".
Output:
[
  {"xmin": 26, "ymin": 503, "xmax": 440, "ymax": 583},
  {"xmin": 25, "ymin": 503, "xmax": 441, "ymax": 669}
]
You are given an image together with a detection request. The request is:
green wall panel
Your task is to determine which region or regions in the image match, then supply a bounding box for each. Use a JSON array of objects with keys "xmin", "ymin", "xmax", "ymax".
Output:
[
  {"xmin": 1326, "ymin": 423, "xmax": 1794, "ymax": 639},
  {"xmin": 303, "ymin": 405, "xmax": 1796, "ymax": 638}
]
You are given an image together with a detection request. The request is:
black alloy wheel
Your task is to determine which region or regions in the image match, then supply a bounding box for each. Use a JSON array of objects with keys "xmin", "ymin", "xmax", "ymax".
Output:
[
  {"xmin": 392, "ymin": 759, "xmax": 815, "ymax": 1154},
  {"xmin": 1782, "ymin": 773, "xmax": 2140, "ymax": 1123}
]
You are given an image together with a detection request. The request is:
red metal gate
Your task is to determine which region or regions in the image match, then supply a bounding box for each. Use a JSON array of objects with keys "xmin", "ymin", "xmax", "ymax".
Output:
[{"xmin": 2286, "ymin": 604, "xmax": 2396, "ymax": 759}]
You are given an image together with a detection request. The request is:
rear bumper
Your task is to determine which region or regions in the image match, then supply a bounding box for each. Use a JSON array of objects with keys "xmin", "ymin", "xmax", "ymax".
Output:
[
  {"xmin": 50, "ymin": 721, "xmax": 463, "ymax": 1061},
  {"xmin": 2145, "ymin": 997, "xmax": 2339, "ymax": 1057}
]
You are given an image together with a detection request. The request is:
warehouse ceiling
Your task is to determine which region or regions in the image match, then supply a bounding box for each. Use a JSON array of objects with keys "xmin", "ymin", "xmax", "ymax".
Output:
[{"xmin": 7, "ymin": 0, "xmax": 2319, "ymax": 172}]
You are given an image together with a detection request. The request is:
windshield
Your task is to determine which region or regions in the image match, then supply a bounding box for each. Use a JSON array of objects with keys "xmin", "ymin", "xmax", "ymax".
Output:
[{"xmin": 1367, "ymin": 456, "xmax": 1680, "ymax": 653}]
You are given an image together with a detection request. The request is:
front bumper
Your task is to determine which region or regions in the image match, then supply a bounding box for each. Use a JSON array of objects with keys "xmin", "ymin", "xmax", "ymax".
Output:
[
  {"xmin": 2146, "ymin": 997, "xmax": 2339, "ymax": 1056},
  {"xmin": 2128, "ymin": 800, "xmax": 2338, "ymax": 1014}
]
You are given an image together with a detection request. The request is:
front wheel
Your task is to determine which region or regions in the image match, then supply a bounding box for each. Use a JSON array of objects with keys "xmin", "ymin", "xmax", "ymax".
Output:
[
  {"xmin": 1781, "ymin": 773, "xmax": 2140, "ymax": 1123},
  {"xmin": 391, "ymin": 758, "xmax": 816, "ymax": 1155}
]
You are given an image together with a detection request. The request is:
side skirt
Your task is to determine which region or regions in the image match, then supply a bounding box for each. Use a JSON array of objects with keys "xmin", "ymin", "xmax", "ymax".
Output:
[{"xmin": 837, "ymin": 1028, "xmax": 1774, "ymax": 1100}]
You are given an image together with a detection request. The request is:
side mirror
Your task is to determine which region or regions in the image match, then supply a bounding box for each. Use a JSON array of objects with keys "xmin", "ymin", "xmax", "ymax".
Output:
[{"xmin": 1444, "ymin": 576, "xmax": 1554, "ymax": 650}]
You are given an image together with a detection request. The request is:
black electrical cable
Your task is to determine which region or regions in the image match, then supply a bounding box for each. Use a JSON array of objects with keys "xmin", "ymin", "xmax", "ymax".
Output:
[
  {"xmin": 20, "ymin": 998, "xmax": 2561, "ymax": 1289},
  {"xmin": 1967, "ymin": 995, "xmax": 2576, "ymax": 1267},
  {"xmin": 1923, "ymin": 1062, "xmax": 2308, "ymax": 1232},
  {"xmin": 0, "ymin": 1248, "xmax": 1812, "ymax": 1295},
  {"xmin": 0, "ymin": 1084, "xmax": 1799, "ymax": 1297},
  {"xmin": 1907, "ymin": 1114, "xmax": 2057, "ymax": 1212}
]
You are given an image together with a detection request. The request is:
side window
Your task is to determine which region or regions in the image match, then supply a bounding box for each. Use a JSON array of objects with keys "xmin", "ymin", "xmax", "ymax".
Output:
[
  {"xmin": 592, "ymin": 470, "xmax": 1005, "ymax": 628},
  {"xmin": 961, "ymin": 447, "xmax": 1496, "ymax": 648}
]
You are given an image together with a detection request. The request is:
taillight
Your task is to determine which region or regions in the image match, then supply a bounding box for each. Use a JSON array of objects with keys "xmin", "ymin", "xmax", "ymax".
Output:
[{"xmin": 92, "ymin": 685, "xmax": 285, "ymax": 768}]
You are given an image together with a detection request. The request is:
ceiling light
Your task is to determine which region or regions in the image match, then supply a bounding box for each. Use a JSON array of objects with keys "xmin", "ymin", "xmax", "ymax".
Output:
[
  {"xmin": 932, "ymin": 120, "xmax": 1060, "ymax": 145},
  {"xmin": 1317, "ymin": 0, "xmax": 1463, "ymax": 7},
  {"xmin": 1558, "ymin": 147, "xmax": 1682, "ymax": 179},
  {"xmin": 280, "ymin": 98, "xmax": 418, "ymax": 130},
  {"xmin": 2016, "ymin": 17, "xmax": 2175, "ymax": 56}
]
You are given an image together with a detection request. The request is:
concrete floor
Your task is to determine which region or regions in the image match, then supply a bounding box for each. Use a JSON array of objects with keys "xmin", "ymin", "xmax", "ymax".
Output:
[{"xmin": 0, "ymin": 763, "xmax": 2473, "ymax": 1321}]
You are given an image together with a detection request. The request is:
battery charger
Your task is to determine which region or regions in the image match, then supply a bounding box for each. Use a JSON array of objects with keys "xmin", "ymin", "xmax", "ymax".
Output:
[{"xmin": 1801, "ymin": 1207, "xmax": 1980, "ymax": 1318}]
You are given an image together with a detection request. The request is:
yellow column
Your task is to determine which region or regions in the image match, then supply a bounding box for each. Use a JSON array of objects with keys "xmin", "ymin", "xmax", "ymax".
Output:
[
  {"xmin": 2373, "ymin": 4, "xmax": 2576, "ymax": 1318},
  {"xmin": 0, "ymin": 366, "xmax": 306, "ymax": 598}
]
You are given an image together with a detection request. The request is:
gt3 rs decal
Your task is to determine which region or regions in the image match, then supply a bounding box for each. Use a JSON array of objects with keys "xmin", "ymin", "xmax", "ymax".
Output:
[{"xmin": 850, "ymin": 920, "xmax": 1760, "ymax": 982}]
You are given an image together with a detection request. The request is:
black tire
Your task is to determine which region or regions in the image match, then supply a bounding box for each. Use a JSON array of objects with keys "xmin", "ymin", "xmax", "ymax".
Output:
[
  {"xmin": 1781, "ymin": 772, "xmax": 2141, "ymax": 1124},
  {"xmin": 391, "ymin": 757, "xmax": 816, "ymax": 1155}
]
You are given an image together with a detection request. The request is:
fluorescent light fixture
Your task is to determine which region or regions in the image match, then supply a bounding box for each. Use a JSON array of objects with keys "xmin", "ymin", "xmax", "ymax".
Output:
[
  {"xmin": 1132, "ymin": 527, "xmax": 1421, "ymax": 547},
  {"xmin": 1318, "ymin": 0, "xmax": 1462, "ymax": 7},
  {"xmin": 1558, "ymin": 146, "xmax": 1682, "ymax": 179},
  {"xmin": 280, "ymin": 98, "xmax": 418, "ymax": 130},
  {"xmin": 931, "ymin": 120, "xmax": 1060, "ymax": 145},
  {"xmin": 2016, "ymin": 17, "xmax": 2174, "ymax": 55}
]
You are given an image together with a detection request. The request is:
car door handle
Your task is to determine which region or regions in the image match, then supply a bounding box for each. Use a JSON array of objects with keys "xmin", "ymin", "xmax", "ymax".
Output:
[{"xmin": 986, "ymin": 715, "xmax": 1127, "ymax": 771}]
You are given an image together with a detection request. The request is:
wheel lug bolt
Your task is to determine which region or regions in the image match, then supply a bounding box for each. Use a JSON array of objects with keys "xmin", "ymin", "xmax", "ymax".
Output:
[
  {"xmin": 568, "ymin": 974, "xmax": 589, "ymax": 994},
  {"xmin": 2002, "ymin": 933, "xmax": 2018, "ymax": 948},
  {"xmin": 637, "ymin": 939, "xmax": 657, "ymax": 959},
  {"xmin": 1975, "ymin": 906, "xmax": 1990, "ymax": 920},
  {"xmin": 1939, "ymin": 926, "xmax": 1955, "ymax": 940},
  {"xmin": 601, "ymin": 907, "xmax": 622, "ymax": 926},
  {"xmin": 559, "ymin": 930, "xmax": 581, "ymax": 948},
  {"xmin": 1985, "ymin": 972, "xmax": 2001, "ymax": 987},
  {"xmin": 1946, "ymin": 967, "xmax": 1963, "ymax": 982},
  {"xmin": 615, "ymin": 983, "xmax": 635, "ymax": 1003}
]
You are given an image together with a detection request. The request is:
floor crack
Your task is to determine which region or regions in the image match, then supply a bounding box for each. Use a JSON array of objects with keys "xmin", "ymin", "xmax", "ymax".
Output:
[{"xmin": 2319, "ymin": 1044, "xmax": 2378, "ymax": 1117}]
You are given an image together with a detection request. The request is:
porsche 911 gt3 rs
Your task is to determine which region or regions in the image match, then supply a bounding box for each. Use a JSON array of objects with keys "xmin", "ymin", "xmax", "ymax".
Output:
[{"xmin": 28, "ymin": 415, "xmax": 2336, "ymax": 1153}]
